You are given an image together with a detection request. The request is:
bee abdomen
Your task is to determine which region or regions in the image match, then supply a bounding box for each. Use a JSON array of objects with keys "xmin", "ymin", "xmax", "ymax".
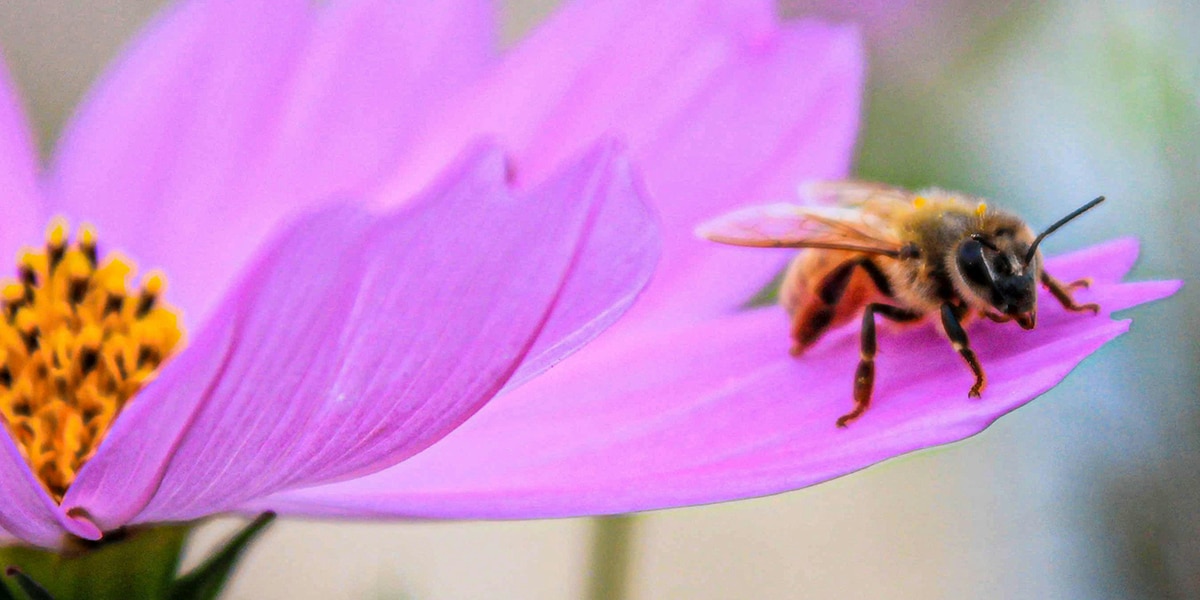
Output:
[{"xmin": 783, "ymin": 251, "xmax": 888, "ymax": 355}]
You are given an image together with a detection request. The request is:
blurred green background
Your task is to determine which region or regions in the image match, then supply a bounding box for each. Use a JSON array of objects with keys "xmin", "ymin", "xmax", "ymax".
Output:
[{"xmin": 0, "ymin": 0, "xmax": 1193, "ymax": 598}]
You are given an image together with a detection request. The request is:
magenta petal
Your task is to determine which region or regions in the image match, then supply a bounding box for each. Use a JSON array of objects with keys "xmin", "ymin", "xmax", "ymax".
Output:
[
  {"xmin": 48, "ymin": 0, "xmax": 495, "ymax": 324},
  {"xmin": 0, "ymin": 51, "xmax": 43, "ymax": 264},
  {"xmin": 0, "ymin": 52, "xmax": 66, "ymax": 549},
  {"xmin": 624, "ymin": 21, "xmax": 864, "ymax": 324},
  {"xmin": 504, "ymin": 151, "xmax": 660, "ymax": 390},
  {"xmin": 262, "ymin": 0, "xmax": 496, "ymax": 204},
  {"xmin": 251, "ymin": 242, "xmax": 1178, "ymax": 519},
  {"xmin": 0, "ymin": 433, "xmax": 64, "ymax": 547},
  {"xmin": 377, "ymin": 0, "xmax": 773, "ymax": 199},
  {"xmin": 63, "ymin": 141, "xmax": 655, "ymax": 530},
  {"xmin": 376, "ymin": 5, "xmax": 861, "ymax": 325},
  {"xmin": 47, "ymin": 0, "xmax": 313, "ymax": 323},
  {"xmin": 1041, "ymin": 236, "xmax": 1139, "ymax": 283}
]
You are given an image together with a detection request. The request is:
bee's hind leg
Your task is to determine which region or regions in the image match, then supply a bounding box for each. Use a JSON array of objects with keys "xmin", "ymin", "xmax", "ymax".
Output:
[
  {"xmin": 838, "ymin": 303, "xmax": 921, "ymax": 428},
  {"xmin": 940, "ymin": 304, "xmax": 986, "ymax": 398},
  {"xmin": 1041, "ymin": 271, "xmax": 1100, "ymax": 314}
]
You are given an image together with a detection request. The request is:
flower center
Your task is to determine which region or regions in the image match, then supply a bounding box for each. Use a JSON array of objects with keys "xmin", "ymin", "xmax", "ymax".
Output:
[{"xmin": 0, "ymin": 220, "xmax": 183, "ymax": 501}]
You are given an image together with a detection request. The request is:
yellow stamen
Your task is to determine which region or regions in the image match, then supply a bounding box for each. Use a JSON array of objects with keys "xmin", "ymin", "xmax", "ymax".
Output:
[
  {"xmin": 46, "ymin": 219, "xmax": 67, "ymax": 250},
  {"xmin": 913, "ymin": 196, "xmax": 927, "ymax": 209},
  {"xmin": 975, "ymin": 202, "xmax": 988, "ymax": 217},
  {"xmin": 2, "ymin": 283, "xmax": 23, "ymax": 305},
  {"xmin": 0, "ymin": 220, "xmax": 183, "ymax": 501},
  {"xmin": 78, "ymin": 225, "xmax": 97, "ymax": 250}
]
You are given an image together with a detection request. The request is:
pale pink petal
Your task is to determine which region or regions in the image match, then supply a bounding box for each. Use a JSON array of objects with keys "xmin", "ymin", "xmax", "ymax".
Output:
[
  {"xmin": 46, "ymin": 0, "xmax": 310, "ymax": 323},
  {"xmin": 261, "ymin": 0, "xmax": 496, "ymax": 204},
  {"xmin": 0, "ymin": 50, "xmax": 43, "ymax": 265},
  {"xmin": 376, "ymin": 0, "xmax": 772, "ymax": 199},
  {"xmin": 63, "ymin": 141, "xmax": 655, "ymax": 532},
  {"xmin": 47, "ymin": 0, "xmax": 495, "ymax": 324},
  {"xmin": 0, "ymin": 49, "xmax": 71, "ymax": 549},
  {"xmin": 624, "ymin": 21, "xmax": 863, "ymax": 326},
  {"xmin": 252, "ymin": 242, "xmax": 1179, "ymax": 518},
  {"xmin": 0, "ymin": 434, "xmax": 64, "ymax": 548},
  {"xmin": 1037, "ymin": 236, "xmax": 1139, "ymax": 284},
  {"xmin": 505, "ymin": 153, "xmax": 659, "ymax": 390},
  {"xmin": 372, "ymin": 2, "xmax": 862, "ymax": 324}
]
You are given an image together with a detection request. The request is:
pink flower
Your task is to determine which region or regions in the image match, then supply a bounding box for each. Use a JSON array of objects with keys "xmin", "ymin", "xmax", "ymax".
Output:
[
  {"xmin": 0, "ymin": 0, "xmax": 1177, "ymax": 552},
  {"xmin": 0, "ymin": 0, "xmax": 663, "ymax": 548},
  {"xmin": 243, "ymin": 2, "xmax": 1179, "ymax": 519}
]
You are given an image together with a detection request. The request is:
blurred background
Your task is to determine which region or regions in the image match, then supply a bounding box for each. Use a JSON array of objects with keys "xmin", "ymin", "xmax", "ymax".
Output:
[{"xmin": 0, "ymin": 0, "xmax": 1193, "ymax": 598}]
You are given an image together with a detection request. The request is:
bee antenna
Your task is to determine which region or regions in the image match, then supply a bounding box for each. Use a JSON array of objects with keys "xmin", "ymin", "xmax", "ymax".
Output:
[{"xmin": 1024, "ymin": 196, "xmax": 1106, "ymax": 265}]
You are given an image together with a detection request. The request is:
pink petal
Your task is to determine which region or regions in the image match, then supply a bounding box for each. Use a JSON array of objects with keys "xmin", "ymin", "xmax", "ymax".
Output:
[
  {"xmin": 47, "ymin": 0, "xmax": 495, "ymax": 325},
  {"xmin": 63, "ymin": 140, "xmax": 655, "ymax": 532},
  {"xmin": 624, "ymin": 22, "xmax": 863, "ymax": 324},
  {"xmin": 376, "ymin": 0, "xmax": 772, "ymax": 199},
  {"xmin": 0, "ymin": 433, "xmax": 63, "ymax": 548},
  {"xmin": 0, "ymin": 50, "xmax": 43, "ymax": 265},
  {"xmin": 0, "ymin": 51, "xmax": 76, "ymax": 549},
  {"xmin": 45, "ymin": 0, "xmax": 310, "ymax": 323},
  {"xmin": 261, "ymin": 0, "xmax": 496, "ymax": 203},
  {"xmin": 504, "ymin": 155, "xmax": 659, "ymax": 391},
  {"xmin": 252, "ymin": 241, "xmax": 1179, "ymax": 518},
  {"xmin": 372, "ymin": 2, "xmax": 862, "ymax": 324},
  {"xmin": 1038, "ymin": 236, "xmax": 1139, "ymax": 283}
]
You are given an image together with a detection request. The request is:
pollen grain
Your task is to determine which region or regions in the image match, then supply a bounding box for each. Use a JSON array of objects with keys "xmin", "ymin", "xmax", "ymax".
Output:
[{"xmin": 0, "ymin": 220, "xmax": 183, "ymax": 501}]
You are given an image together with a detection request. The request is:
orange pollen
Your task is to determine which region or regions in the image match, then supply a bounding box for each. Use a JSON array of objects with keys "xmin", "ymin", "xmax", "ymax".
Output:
[{"xmin": 0, "ymin": 219, "xmax": 183, "ymax": 502}]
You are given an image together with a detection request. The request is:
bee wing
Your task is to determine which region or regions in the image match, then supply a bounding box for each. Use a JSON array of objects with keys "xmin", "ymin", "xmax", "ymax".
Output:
[
  {"xmin": 798, "ymin": 180, "xmax": 914, "ymax": 207},
  {"xmin": 799, "ymin": 179, "xmax": 923, "ymax": 234},
  {"xmin": 695, "ymin": 203, "xmax": 904, "ymax": 257}
]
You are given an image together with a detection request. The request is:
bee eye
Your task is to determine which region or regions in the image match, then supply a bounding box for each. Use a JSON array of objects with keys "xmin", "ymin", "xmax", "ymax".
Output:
[{"xmin": 957, "ymin": 239, "xmax": 993, "ymax": 287}]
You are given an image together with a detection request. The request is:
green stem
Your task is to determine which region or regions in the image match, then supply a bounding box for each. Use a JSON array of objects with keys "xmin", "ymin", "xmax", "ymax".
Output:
[{"xmin": 584, "ymin": 514, "xmax": 637, "ymax": 600}]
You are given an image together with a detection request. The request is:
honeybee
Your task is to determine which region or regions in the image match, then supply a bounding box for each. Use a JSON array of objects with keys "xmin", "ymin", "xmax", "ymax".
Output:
[{"xmin": 697, "ymin": 181, "xmax": 1104, "ymax": 427}]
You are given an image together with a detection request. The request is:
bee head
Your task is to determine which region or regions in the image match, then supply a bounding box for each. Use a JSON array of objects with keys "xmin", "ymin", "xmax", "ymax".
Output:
[
  {"xmin": 956, "ymin": 231, "xmax": 1039, "ymax": 327},
  {"xmin": 955, "ymin": 195, "xmax": 1105, "ymax": 329}
]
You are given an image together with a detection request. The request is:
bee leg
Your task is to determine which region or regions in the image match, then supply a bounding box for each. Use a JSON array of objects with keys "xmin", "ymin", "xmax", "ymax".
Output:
[
  {"xmin": 1041, "ymin": 272, "xmax": 1100, "ymax": 314},
  {"xmin": 838, "ymin": 303, "xmax": 921, "ymax": 428},
  {"xmin": 939, "ymin": 304, "xmax": 986, "ymax": 398},
  {"xmin": 792, "ymin": 259, "xmax": 893, "ymax": 356},
  {"xmin": 982, "ymin": 312, "xmax": 1011, "ymax": 324}
]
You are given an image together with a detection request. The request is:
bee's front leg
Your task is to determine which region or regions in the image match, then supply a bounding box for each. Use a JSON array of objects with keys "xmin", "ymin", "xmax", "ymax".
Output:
[
  {"xmin": 940, "ymin": 304, "xmax": 986, "ymax": 398},
  {"xmin": 838, "ymin": 303, "xmax": 922, "ymax": 428},
  {"xmin": 1041, "ymin": 271, "xmax": 1100, "ymax": 314}
]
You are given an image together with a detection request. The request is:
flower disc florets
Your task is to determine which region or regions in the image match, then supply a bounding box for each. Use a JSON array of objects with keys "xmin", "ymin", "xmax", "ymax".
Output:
[{"xmin": 0, "ymin": 220, "xmax": 183, "ymax": 501}]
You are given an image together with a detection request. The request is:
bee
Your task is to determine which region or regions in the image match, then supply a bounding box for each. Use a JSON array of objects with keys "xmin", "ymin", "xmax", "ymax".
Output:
[{"xmin": 697, "ymin": 181, "xmax": 1104, "ymax": 427}]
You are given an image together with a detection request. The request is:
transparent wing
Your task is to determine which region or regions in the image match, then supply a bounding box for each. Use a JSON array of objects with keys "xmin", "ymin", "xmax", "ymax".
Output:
[
  {"xmin": 798, "ymin": 180, "xmax": 914, "ymax": 207},
  {"xmin": 695, "ymin": 202, "xmax": 904, "ymax": 257}
]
